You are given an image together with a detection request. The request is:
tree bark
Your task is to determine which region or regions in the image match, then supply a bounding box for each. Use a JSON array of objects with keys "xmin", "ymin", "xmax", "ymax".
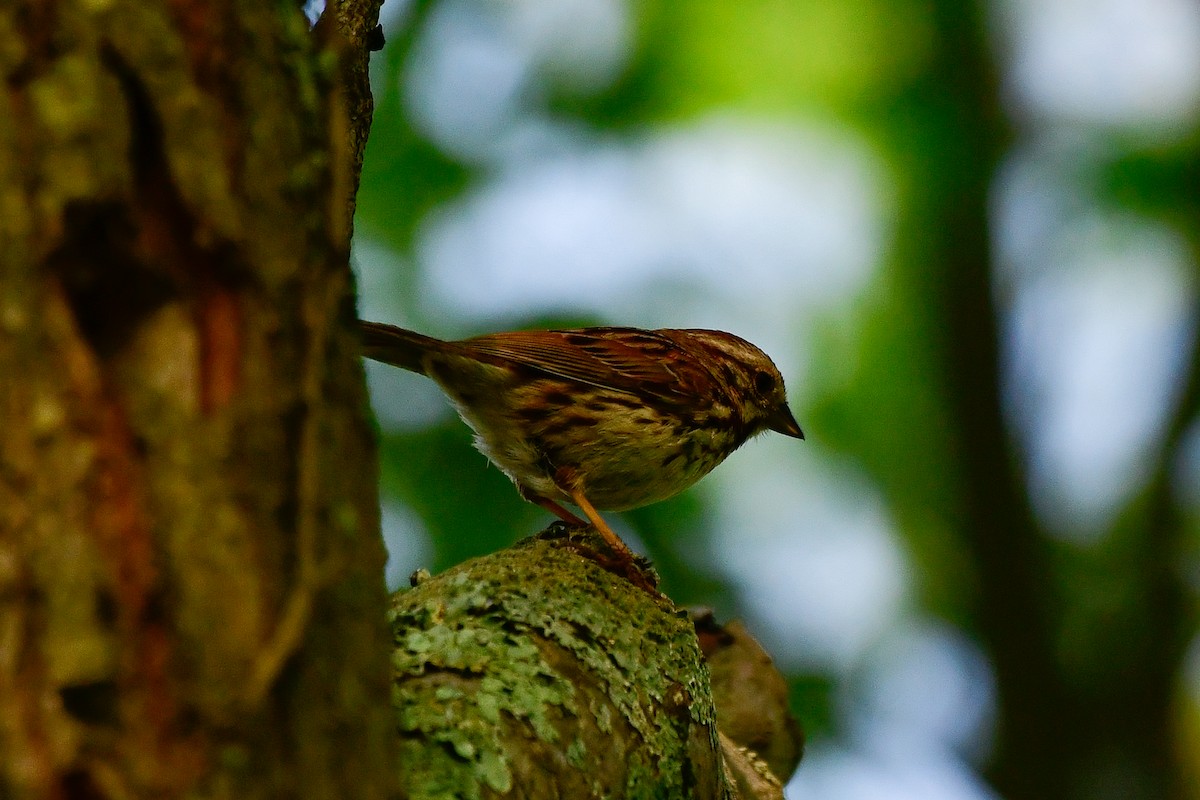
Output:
[
  {"xmin": 391, "ymin": 530, "xmax": 793, "ymax": 800},
  {"xmin": 0, "ymin": 1, "xmax": 394, "ymax": 797}
]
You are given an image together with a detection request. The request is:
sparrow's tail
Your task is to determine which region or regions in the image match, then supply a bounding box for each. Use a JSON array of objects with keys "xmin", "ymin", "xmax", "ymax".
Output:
[{"xmin": 358, "ymin": 321, "xmax": 441, "ymax": 375}]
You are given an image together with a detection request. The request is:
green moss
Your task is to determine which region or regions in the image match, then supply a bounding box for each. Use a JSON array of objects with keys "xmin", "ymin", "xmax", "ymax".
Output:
[
  {"xmin": 566, "ymin": 736, "xmax": 588, "ymax": 769},
  {"xmin": 389, "ymin": 534, "xmax": 718, "ymax": 798},
  {"xmin": 390, "ymin": 564, "xmax": 577, "ymax": 797}
]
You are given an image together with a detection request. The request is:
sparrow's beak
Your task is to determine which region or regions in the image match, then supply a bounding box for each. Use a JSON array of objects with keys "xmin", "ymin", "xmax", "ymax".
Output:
[{"xmin": 767, "ymin": 403, "xmax": 805, "ymax": 440}]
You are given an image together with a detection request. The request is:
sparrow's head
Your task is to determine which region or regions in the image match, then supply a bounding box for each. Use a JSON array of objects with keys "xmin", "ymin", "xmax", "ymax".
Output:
[{"xmin": 676, "ymin": 329, "xmax": 804, "ymax": 441}]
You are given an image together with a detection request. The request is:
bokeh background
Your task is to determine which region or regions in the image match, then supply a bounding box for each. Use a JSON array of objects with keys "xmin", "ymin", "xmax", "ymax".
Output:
[{"xmin": 349, "ymin": 0, "xmax": 1200, "ymax": 797}]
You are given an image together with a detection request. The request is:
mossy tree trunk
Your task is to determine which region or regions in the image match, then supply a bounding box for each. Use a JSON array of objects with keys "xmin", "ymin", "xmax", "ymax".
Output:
[
  {"xmin": 389, "ymin": 531, "xmax": 796, "ymax": 800},
  {"xmin": 0, "ymin": 1, "xmax": 395, "ymax": 797}
]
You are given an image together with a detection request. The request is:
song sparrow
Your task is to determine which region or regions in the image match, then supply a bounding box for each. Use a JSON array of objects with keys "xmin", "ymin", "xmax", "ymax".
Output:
[{"xmin": 360, "ymin": 320, "xmax": 804, "ymax": 567}]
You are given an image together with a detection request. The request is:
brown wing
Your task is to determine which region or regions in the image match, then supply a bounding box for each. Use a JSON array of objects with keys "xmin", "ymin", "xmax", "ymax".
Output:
[{"xmin": 458, "ymin": 327, "xmax": 713, "ymax": 405}]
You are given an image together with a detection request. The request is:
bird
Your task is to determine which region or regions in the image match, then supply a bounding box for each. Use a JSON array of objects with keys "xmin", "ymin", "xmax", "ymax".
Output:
[{"xmin": 360, "ymin": 320, "xmax": 803, "ymax": 574}]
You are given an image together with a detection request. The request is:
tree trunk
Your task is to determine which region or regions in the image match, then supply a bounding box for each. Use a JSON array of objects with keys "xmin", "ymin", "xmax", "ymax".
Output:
[{"xmin": 0, "ymin": 1, "xmax": 395, "ymax": 797}]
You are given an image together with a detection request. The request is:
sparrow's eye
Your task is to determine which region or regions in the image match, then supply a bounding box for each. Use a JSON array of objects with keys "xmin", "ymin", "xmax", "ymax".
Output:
[{"xmin": 753, "ymin": 369, "xmax": 776, "ymax": 395}]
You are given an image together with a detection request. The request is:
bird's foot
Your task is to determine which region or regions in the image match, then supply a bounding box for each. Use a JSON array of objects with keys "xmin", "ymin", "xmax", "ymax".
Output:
[{"xmin": 538, "ymin": 522, "xmax": 661, "ymax": 594}]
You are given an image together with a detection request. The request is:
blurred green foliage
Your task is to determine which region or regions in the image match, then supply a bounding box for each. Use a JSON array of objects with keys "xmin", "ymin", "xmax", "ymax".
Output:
[{"xmin": 357, "ymin": 0, "xmax": 1200, "ymax": 797}]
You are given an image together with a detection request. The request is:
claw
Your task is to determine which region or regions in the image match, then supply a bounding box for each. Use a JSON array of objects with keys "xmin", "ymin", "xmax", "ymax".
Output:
[{"xmin": 524, "ymin": 477, "xmax": 659, "ymax": 594}]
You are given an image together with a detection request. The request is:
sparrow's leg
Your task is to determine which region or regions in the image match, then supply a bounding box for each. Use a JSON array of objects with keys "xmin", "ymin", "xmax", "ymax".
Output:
[
  {"xmin": 520, "ymin": 486, "xmax": 589, "ymax": 527},
  {"xmin": 528, "ymin": 471, "xmax": 658, "ymax": 593},
  {"xmin": 567, "ymin": 486, "xmax": 635, "ymax": 562}
]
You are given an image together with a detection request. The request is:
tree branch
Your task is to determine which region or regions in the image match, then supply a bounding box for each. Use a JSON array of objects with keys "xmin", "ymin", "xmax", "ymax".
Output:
[{"xmin": 391, "ymin": 531, "xmax": 797, "ymax": 799}]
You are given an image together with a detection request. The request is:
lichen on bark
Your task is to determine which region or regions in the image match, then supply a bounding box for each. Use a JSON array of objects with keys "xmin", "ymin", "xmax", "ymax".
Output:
[{"xmin": 390, "ymin": 531, "xmax": 731, "ymax": 800}]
